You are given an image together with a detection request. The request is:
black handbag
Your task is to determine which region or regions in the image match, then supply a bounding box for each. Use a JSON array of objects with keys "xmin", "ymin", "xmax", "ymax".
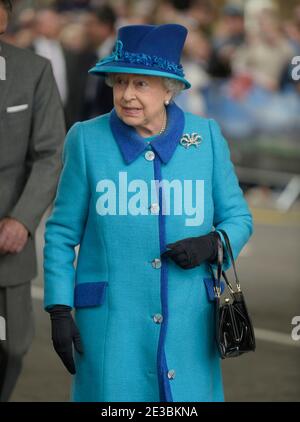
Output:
[{"xmin": 209, "ymin": 229, "xmax": 256, "ymax": 359}]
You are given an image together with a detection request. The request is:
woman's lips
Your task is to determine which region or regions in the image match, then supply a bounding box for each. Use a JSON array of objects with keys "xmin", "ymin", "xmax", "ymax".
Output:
[{"xmin": 122, "ymin": 107, "xmax": 142, "ymax": 116}]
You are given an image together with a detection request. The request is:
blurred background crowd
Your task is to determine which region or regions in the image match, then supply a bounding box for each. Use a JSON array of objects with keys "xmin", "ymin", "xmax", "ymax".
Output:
[
  {"xmin": 2, "ymin": 0, "xmax": 300, "ymax": 185},
  {"xmin": 2, "ymin": 0, "xmax": 299, "ymax": 135}
]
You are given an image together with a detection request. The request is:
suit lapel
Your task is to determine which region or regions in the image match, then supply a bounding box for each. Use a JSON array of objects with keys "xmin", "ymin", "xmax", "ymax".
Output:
[{"xmin": 0, "ymin": 42, "xmax": 14, "ymax": 114}]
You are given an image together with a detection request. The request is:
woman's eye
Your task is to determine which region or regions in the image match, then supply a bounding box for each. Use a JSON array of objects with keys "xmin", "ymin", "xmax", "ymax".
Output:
[{"xmin": 137, "ymin": 81, "xmax": 147, "ymax": 87}]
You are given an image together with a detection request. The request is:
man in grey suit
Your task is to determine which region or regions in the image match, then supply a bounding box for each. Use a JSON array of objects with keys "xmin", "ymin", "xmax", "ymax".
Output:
[{"xmin": 0, "ymin": 0, "xmax": 65, "ymax": 401}]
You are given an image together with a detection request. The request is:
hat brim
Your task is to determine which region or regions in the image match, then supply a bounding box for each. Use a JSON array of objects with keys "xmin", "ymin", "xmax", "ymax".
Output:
[{"xmin": 88, "ymin": 62, "xmax": 191, "ymax": 90}]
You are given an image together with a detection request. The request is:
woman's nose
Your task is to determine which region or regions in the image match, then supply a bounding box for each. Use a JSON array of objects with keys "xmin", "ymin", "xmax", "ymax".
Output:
[{"xmin": 122, "ymin": 83, "xmax": 136, "ymax": 101}]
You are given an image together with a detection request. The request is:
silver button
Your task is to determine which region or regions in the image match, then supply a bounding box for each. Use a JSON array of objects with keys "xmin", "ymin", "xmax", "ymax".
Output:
[
  {"xmin": 151, "ymin": 258, "xmax": 161, "ymax": 269},
  {"xmin": 167, "ymin": 369, "xmax": 176, "ymax": 380},
  {"xmin": 153, "ymin": 313, "xmax": 163, "ymax": 324},
  {"xmin": 149, "ymin": 203, "xmax": 160, "ymax": 214},
  {"xmin": 145, "ymin": 150, "xmax": 155, "ymax": 161}
]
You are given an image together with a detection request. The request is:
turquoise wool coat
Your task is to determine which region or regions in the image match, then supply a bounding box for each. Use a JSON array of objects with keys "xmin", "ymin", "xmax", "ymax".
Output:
[{"xmin": 44, "ymin": 102, "xmax": 253, "ymax": 402}]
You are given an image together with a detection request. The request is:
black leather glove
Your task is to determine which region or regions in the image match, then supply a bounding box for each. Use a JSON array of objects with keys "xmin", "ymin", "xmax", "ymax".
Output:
[
  {"xmin": 161, "ymin": 232, "xmax": 218, "ymax": 269},
  {"xmin": 48, "ymin": 305, "xmax": 83, "ymax": 374}
]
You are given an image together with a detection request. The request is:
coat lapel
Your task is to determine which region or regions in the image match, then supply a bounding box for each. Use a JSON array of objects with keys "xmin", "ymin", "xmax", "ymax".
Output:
[{"xmin": 0, "ymin": 42, "xmax": 14, "ymax": 114}]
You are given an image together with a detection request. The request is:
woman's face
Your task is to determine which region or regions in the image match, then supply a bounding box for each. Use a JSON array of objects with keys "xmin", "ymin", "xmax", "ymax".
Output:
[{"xmin": 112, "ymin": 73, "xmax": 171, "ymax": 130}]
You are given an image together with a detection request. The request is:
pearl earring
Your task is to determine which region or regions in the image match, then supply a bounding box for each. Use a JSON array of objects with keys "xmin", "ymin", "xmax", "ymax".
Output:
[{"xmin": 165, "ymin": 100, "xmax": 169, "ymax": 106}]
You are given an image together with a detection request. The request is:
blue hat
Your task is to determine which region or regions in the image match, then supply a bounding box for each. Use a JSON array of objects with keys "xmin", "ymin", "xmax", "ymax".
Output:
[{"xmin": 89, "ymin": 24, "xmax": 191, "ymax": 89}]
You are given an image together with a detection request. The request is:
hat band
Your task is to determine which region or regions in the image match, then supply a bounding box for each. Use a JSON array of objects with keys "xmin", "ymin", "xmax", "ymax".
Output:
[{"xmin": 95, "ymin": 40, "xmax": 185, "ymax": 78}]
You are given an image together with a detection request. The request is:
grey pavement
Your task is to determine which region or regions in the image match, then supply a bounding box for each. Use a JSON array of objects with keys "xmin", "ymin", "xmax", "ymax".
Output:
[{"xmin": 9, "ymin": 206, "xmax": 300, "ymax": 402}]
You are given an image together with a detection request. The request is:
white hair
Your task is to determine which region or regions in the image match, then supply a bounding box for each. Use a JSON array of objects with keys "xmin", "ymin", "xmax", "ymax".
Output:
[{"xmin": 104, "ymin": 73, "xmax": 185, "ymax": 100}]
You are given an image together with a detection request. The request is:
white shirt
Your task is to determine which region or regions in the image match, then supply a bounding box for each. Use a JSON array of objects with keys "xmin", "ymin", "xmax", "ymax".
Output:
[{"xmin": 34, "ymin": 37, "xmax": 68, "ymax": 105}]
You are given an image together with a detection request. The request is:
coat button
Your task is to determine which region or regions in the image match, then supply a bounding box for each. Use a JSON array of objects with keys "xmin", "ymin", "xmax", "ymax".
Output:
[
  {"xmin": 149, "ymin": 203, "xmax": 160, "ymax": 214},
  {"xmin": 151, "ymin": 258, "xmax": 161, "ymax": 269},
  {"xmin": 167, "ymin": 369, "xmax": 176, "ymax": 380},
  {"xmin": 153, "ymin": 313, "xmax": 163, "ymax": 324},
  {"xmin": 145, "ymin": 151, "xmax": 155, "ymax": 161}
]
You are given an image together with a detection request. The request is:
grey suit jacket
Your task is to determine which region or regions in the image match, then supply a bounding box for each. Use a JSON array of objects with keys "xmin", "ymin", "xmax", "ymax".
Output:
[{"xmin": 0, "ymin": 41, "xmax": 66, "ymax": 286}]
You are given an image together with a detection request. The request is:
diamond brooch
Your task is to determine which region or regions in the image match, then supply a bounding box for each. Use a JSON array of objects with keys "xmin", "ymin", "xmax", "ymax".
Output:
[{"xmin": 180, "ymin": 133, "xmax": 202, "ymax": 149}]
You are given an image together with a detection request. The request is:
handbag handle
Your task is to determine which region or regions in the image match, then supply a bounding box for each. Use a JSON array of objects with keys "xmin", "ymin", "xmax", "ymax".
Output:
[
  {"xmin": 209, "ymin": 233, "xmax": 223, "ymax": 298},
  {"xmin": 216, "ymin": 229, "xmax": 241, "ymax": 292}
]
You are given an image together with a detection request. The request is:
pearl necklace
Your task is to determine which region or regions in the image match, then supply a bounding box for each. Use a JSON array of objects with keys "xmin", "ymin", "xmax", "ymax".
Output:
[{"xmin": 158, "ymin": 108, "xmax": 167, "ymax": 135}]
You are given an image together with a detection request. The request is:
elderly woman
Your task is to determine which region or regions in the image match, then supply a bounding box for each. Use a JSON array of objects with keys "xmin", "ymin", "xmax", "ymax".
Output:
[{"xmin": 44, "ymin": 24, "xmax": 253, "ymax": 402}]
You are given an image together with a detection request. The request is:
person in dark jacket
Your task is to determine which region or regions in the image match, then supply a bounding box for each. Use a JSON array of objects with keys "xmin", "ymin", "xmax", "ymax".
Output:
[
  {"xmin": 81, "ymin": 5, "xmax": 117, "ymax": 119},
  {"xmin": 0, "ymin": 0, "xmax": 65, "ymax": 401}
]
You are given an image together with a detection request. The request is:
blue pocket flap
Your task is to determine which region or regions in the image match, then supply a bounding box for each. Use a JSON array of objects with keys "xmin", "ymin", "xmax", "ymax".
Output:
[
  {"xmin": 74, "ymin": 282, "xmax": 108, "ymax": 308},
  {"xmin": 203, "ymin": 278, "xmax": 225, "ymax": 302}
]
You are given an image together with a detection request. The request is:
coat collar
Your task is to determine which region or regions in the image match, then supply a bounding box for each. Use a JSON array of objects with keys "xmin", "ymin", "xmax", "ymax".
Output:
[{"xmin": 109, "ymin": 101, "xmax": 185, "ymax": 164}]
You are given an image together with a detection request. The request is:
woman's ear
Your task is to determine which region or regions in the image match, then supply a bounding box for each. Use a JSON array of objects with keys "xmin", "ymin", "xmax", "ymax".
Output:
[{"xmin": 165, "ymin": 92, "xmax": 173, "ymax": 105}]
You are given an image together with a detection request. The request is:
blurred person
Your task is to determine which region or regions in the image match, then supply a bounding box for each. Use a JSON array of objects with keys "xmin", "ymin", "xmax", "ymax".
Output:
[
  {"xmin": 83, "ymin": 4, "xmax": 116, "ymax": 53},
  {"xmin": 284, "ymin": 18, "xmax": 300, "ymax": 52},
  {"xmin": 153, "ymin": 0, "xmax": 194, "ymax": 27},
  {"xmin": 208, "ymin": 4, "xmax": 245, "ymax": 79},
  {"xmin": 154, "ymin": 0, "xmax": 213, "ymax": 29},
  {"xmin": 127, "ymin": 0, "xmax": 155, "ymax": 24},
  {"xmin": 205, "ymin": 8, "xmax": 299, "ymax": 137},
  {"xmin": 60, "ymin": 21, "xmax": 89, "ymax": 52},
  {"xmin": 186, "ymin": 0, "xmax": 214, "ymax": 30},
  {"xmin": 33, "ymin": 8, "xmax": 69, "ymax": 106},
  {"xmin": 0, "ymin": 0, "xmax": 65, "ymax": 401},
  {"xmin": 176, "ymin": 27, "xmax": 211, "ymax": 115},
  {"xmin": 244, "ymin": 0, "xmax": 278, "ymax": 35},
  {"xmin": 232, "ymin": 10, "xmax": 294, "ymax": 92},
  {"xmin": 153, "ymin": 0, "xmax": 182, "ymax": 24},
  {"xmin": 11, "ymin": 8, "xmax": 36, "ymax": 48},
  {"xmin": 105, "ymin": 0, "xmax": 128, "ymax": 27},
  {"xmin": 43, "ymin": 23, "xmax": 253, "ymax": 402},
  {"xmin": 81, "ymin": 4, "xmax": 117, "ymax": 119},
  {"xmin": 32, "ymin": 7, "xmax": 93, "ymax": 129}
]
